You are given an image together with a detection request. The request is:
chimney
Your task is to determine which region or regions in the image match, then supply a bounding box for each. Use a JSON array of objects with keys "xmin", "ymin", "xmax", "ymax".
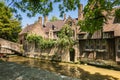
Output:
[
  {"xmin": 64, "ymin": 14, "xmax": 66, "ymax": 20},
  {"xmin": 44, "ymin": 16, "xmax": 48, "ymax": 25},
  {"xmin": 38, "ymin": 16, "xmax": 42, "ymax": 24},
  {"xmin": 78, "ymin": 4, "xmax": 83, "ymax": 20},
  {"xmin": 27, "ymin": 24, "xmax": 29, "ymax": 26}
]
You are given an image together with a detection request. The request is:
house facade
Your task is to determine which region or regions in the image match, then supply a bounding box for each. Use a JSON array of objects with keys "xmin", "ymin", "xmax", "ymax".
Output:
[
  {"xmin": 78, "ymin": 10, "xmax": 120, "ymax": 62},
  {"xmin": 18, "ymin": 4, "xmax": 83, "ymax": 62},
  {"xmin": 19, "ymin": 4, "xmax": 120, "ymax": 63},
  {"xmin": 18, "ymin": 17, "xmax": 47, "ymax": 44}
]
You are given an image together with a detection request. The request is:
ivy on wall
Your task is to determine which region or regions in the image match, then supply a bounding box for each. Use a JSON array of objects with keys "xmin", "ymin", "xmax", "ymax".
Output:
[
  {"xmin": 26, "ymin": 34, "xmax": 56, "ymax": 50},
  {"xmin": 26, "ymin": 24, "xmax": 75, "ymax": 50}
]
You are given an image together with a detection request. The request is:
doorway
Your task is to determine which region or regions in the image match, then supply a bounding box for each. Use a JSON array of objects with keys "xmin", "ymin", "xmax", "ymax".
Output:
[{"xmin": 69, "ymin": 48, "xmax": 75, "ymax": 62}]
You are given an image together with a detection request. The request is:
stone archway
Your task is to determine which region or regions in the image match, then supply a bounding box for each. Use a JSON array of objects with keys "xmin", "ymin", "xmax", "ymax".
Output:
[{"xmin": 69, "ymin": 48, "xmax": 75, "ymax": 62}]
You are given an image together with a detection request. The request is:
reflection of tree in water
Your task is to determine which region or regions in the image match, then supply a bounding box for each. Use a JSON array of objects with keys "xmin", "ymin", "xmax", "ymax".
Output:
[
  {"xmin": 7, "ymin": 57, "xmax": 119, "ymax": 80},
  {"xmin": 77, "ymin": 68, "xmax": 118, "ymax": 80}
]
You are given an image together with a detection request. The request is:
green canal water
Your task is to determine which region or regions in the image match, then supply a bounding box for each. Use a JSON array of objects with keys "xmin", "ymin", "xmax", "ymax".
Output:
[{"xmin": 0, "ymin": 56, "xmax": 119, "ymax": 80}]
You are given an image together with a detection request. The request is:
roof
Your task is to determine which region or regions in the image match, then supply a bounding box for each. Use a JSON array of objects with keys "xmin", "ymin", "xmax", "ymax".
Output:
[
  {"xmin": 79, "ymin": 8, "xmax": 120, "ymax": 39},
  {"xmin": 103, "ymin": 15, "xmax": 120, "ymax": 36},
  {"xmin": 19, "ymin": 23, "xmax": 47, "ymax": 38},
  {"xmin": 44, "ymin": 18, "xmax": 78, "ymax": 32},
  {"xmin": 43, "ymin": 20, "xmax": 64, "ymax": 32},
  {"xmin": 19, "ymin": 16, "xmax": 79, "ymax": 39},
  {"xmin": 113, "ymin": 23, "xmax": 120, "ymax": 36},
  {"xmin": 91, "ymin": 30, "xmax": 101, "ymax": 39},
  {"xmin": 103, "ymin": 14, "xmax": 115, "ymax": 32},
  {"xmin": 19, "ymin": 24, "xmax": 34, "ymax": 35}
]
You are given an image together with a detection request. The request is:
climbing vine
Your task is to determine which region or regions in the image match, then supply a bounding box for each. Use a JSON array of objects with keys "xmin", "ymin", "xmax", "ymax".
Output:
[
  {"xmin": 39, "ymin": 39, "xmax": 56, "ymax": 50},
  {"xmin": 26, "ymin": 34, "xmax": 42, "ymax": 43},
  {"xmin": 26, "ymin": 25, "xmax": 75, "ymax": 50},
  {"xmin": 26, "ymin": 34, "xmax": 56, "ymax": 50},
  {"xmin": 57, "ymin": 24, "xmax": 75, "ymax": 48}
]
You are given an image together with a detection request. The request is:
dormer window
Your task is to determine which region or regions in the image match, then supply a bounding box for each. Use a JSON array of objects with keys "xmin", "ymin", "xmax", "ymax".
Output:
[
  {"xmin": 52, "ymin": 25, "xmax": 55, "ymax": 30},
  {"xmin": 43, "ymin": 24, "xmax": 46, "ymax": 28}
]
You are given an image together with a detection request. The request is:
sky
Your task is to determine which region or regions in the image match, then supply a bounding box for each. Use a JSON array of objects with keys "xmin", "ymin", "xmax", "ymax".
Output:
[{"xmin": 20, "ymin": 0, "xmax": 88, "ymax": 27}]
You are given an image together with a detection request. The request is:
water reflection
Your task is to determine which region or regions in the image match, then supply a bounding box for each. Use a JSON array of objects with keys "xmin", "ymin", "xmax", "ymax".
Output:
[
  {"xmin": 6, "ymin": 56, "xmax": 81, "ymax": 78},
  {"xmin": 6, "ymin": 56, "xmax": 119, "ymax": 80}
]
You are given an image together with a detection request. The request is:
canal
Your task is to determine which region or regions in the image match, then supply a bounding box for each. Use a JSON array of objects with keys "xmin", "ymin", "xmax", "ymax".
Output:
[{"xmin": 0, "ymin": 56, "xmax": 120, "ymax": 80}]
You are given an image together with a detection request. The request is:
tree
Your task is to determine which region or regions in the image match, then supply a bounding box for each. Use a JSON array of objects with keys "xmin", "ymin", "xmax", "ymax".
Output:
[
  {"xmin": 5, "ymin": 0, "xmax": 120, "ymax": 33},
  {"xmin": 57, "ymin": 24, "xmax": 75, "ymax": 62},
  {"xmin": 0, "ymin": 2, "xmax": 21, "ymax": 42},
  {"xmin": 78, "ymin": 0, "xmax": 120, "ymax": 34},
  {"xmin": 50, "ymin": 16, "xmax": 59, "ymax": 22},
  {"xmin": 57, "ymin": 24, "xmax": 74, "ymax": 48},
  {"xmin": 6, "ymin": 0, "xmax": 80, "ymax": 17},
  {"xmin": 26, "ymin": 34, "xmax": 55, "ymax": 50}
]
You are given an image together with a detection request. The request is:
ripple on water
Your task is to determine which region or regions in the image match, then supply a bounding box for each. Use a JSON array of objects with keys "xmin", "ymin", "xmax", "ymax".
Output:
[
  {"xmin": 2, "ymin": 56, "xmax": 120, "ymax": 80},
  {"xmin": 0, "ymin": 60, "xmax": 80, "ymax": 80}
]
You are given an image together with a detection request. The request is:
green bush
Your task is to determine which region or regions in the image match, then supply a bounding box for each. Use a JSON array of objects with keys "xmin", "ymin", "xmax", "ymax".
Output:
[{"xmin": 26, "ymin": 34, "xmax": 56, "ymax": 50}]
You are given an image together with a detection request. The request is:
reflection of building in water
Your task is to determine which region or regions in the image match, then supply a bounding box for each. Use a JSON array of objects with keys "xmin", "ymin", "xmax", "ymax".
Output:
[{"xmin": 58, "ymin": 65, "xmax": 81, "ymax": 78}]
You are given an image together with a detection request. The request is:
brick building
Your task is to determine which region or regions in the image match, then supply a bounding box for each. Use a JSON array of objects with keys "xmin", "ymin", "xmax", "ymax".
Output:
[
  {"xmin": 19, "ymin": 5, "xmax": 120, "ymax": 63},
  {"xmin": 18, "ymin": 4, "xmax": 84, "ymax": 62}
]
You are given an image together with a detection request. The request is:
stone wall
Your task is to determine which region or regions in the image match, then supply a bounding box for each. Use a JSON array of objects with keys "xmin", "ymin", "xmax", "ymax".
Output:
[{"xmin": 23, "ymin": 42, "xmax": 80, "ymax": 62}]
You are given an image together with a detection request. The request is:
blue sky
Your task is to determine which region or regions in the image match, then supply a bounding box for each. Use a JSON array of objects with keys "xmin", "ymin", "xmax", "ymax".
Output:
[{"xmin": 20, "ymin": 0, "xmax": 88, "ymax": 27}]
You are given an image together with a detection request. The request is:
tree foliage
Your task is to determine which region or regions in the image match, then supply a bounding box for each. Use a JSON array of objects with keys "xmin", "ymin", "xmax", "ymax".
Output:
[
  {"xmin": 57, "ymin": 24, "xmax": 74, "ymax": 48},
  {"xmin": 115, "ymin": 8, "xmax": 120, "ymax": 18},
  {"xmin": 50, "ymin": 16, "xmax": 59, "ymax": 22},
  {"xmin": 78, "ymin": 0, "xmax": 120, "ymax": 34},
  {"xmin": 5, "ymin": 0, "xmax": 80, "ymax": 17},
  {"xmin": 0, "ymin": 1, "xmax": 21, "ymax": 42},
  {"xmin": 26, "ymin": 34, "xmax": 55, "ymax": 50},
  {"xmin": 26, "ymin": 25, "xmax": 74, "ymax": 49},
  {"xmin": 5, "ymin": 0, "xmax": 120, "ymax": 33},
  {"xmin": 26, "ymin": 34, "xmax": 42, "ymax": 43}
]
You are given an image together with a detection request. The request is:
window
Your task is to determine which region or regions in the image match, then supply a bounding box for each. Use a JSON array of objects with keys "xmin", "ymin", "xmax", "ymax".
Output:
[
  {"xmin": 85, "ymin": 41, "xmax": 89, "ymax": 49},
  {"xmin": 103, "ymin": 32, "xmax": 114, "ymax": 38},
  {"xmin": 52, "ymin": 25, "xmax": 55, "ymax": 30},
  {"xmin": 43, "ymin": 25, "xmax": 46, "ymax": 28},
  {"xmin": 118, "ymin": 45, "xmax": 120, "ymax": 50},
  {"xmin": 85, "ymin": 45, "xmax": 89, "ymax": 49},
  {"xmin": 91, "ymin": 45, "xmax": 94, "ymax": 49},
  {"xmin": 118, "ymin": 39, "xmax": 120, "ymax": 43},
  {"xmin": 85, "ymin": 40, "xmax": 94, "ymax": 49},
  {"xmin": 20, "ymin": 40, "xmax": 23, "ymax": 44},
  {"xmin": 96, "ymin": 46, "xmax": 100, "ymax": 49},
  {"xmin": 96, "ymin": 40, "xmax": 100, "ymax": 45},
  {"xmin": 78, "ymin": 34, "xmax": 84, "ymax": 39},
  {"xmin": 117, "ymin": 52, "xmax": 120, "ymax": 58},
  {"xmin": 102, "ymin": 46, "xmax": 106, "ymax": 49}
]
